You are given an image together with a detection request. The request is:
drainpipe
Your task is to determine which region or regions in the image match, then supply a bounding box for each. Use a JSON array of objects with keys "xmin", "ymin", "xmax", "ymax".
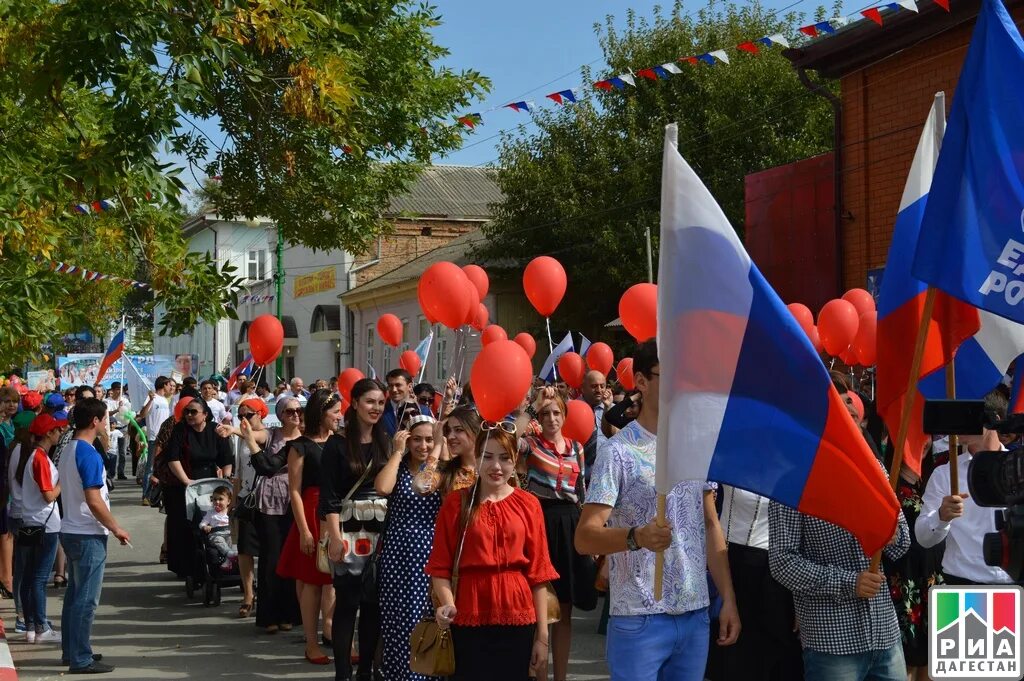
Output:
[
  {"xmin": 796, "ymin": 67, "xmax": 844, "ymax": 296},
  {"xmin": 344, "ymin": 238, "xmax": 382, "ymax": 369}
]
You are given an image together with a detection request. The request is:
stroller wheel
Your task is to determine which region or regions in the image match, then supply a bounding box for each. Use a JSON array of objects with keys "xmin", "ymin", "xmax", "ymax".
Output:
[
  {"xmin": 212, "ymin": 582, "xmax": 222, "ymax": 607},
  {"xmin": 185, "ymin": 575, "xmax": 195, "ymax": 599}
]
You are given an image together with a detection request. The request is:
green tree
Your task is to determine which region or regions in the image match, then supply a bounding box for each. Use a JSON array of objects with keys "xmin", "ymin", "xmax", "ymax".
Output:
[
  {"xmin": 0, "ymin": 0, "xmax": 488, "ymax": 366},
  {"xmin": 480, "ymin": 0, "xmax": 833, "ymax": 336}
]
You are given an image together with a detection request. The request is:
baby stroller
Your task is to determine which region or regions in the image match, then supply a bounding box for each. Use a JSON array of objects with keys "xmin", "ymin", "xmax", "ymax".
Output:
[{"xmin": 184, "ymin": 478, "xmax": 242, "ymax": 606}]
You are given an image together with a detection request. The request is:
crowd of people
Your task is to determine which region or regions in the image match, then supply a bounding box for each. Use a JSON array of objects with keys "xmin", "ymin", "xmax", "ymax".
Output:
[{"xmin": 0, "ymin": 338, "xmax": 1015, "ymax": 680}]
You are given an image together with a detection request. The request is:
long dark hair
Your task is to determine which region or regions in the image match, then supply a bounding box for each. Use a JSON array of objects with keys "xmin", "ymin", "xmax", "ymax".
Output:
[
  {"xmin": 439, "ymin": 405, "xmax": 482, "ymax": 495},
  {"xmin": 343, "ymin": 379, "xmax": 389, "ymax": 477},
  {"xmin": 16, "ymin": 429, "xmax": 52, "ymax": 485},
  {"xmin": 304, "ymin": 389, "xmax": 340, "ymax": 438},
  {"xmin": 459, "ymin": 428, "xmax": 517, "ymax": 529}
]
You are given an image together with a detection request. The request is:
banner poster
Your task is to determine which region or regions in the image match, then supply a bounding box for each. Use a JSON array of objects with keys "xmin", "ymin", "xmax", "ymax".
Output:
[
  {"xmin": 57, "ymin": 354, "xmax": 198, "ymax": 389},
  {"xmin": 25, "ymin": 370, "xmax": 57, "ymax": 393}
]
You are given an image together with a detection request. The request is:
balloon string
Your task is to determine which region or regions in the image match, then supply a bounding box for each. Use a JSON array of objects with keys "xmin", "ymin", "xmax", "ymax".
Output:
[
  {"xmin": 455, "ymin": 331, "xmax": 469, "ymax": 387},
  {"xmin": 546, "ymin": 317, "xmax": 559, "ymax": 381}
]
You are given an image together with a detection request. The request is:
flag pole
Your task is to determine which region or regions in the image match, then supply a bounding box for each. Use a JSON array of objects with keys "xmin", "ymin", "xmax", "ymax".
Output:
[
  {"xmin": 946, "ymin": 361, "xmax": 960, "ymax": 494},
  {"xmin": 653, "ymin": 494, "xmax": 667, "ymax": 600},
  {"xmin": 870, "ymin": 286, "xmax": 937, "ymax": 571}
]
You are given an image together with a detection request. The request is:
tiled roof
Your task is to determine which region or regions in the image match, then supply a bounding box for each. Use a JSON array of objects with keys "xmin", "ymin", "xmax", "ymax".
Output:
[{"xmin": 387, "ymin": 165, "xmax": 501, "ymax": 220}]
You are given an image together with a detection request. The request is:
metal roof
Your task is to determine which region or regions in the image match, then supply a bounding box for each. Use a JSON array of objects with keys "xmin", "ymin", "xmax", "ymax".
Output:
[{"xmin": 387, "ymin": 165, "xmax": 501, "ymax": 220}]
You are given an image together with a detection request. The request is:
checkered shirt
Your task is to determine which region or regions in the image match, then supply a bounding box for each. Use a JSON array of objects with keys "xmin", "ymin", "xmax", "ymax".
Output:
[{"xmin": 768, "ymin": 501, "xmax": 910, "ymax": 655}]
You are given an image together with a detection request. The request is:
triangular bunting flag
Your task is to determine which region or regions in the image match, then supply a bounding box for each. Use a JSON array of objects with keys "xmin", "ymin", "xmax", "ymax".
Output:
[
  {"xmin": 660, "ymin": 62, "xmax": 682, "ymax": 74},
  {"xmin": 709, "ymin": 50, "xmax": 730, "ymax": 64},
  {"xmin": 546, "ymin": 92, "xmax": 564, "ymax": 104},
  {"xmin": 619, "ymin": 73, "xmax": 636, "ymax": 87},
  {"xmin": 830, "ymin": 15, "xmax": 850, "ymax": 27},
  {"xmin": 799, "ymin": 24, "xmax": 819, "ymax": 37},
  {"xmin": 680, "ymin": 56, "xmax": 700, "ymax": 65},
  {"xmin": 697, "ymin": 53, "xmax": 716, "ymax": 65},
  {"xmin": 768, "ymin": 33, "xmax": 790, "ymax": 48},
  {"xmin": 594, "ymin": 80, "xmax": 614, "ymax": 91},
  {"xmin": 737, "ymin": 41, "xmax": 760, "ymax": 54},
  {"xmin": 934, "ymin": 0, "xmax": 950, "ymax": 10},
  {"xmin": 814, "ymin": 21, "xmax": 836, "ymax": 34},
  {"xmin": 897, "ymin": 0, "xmax": 919, "ymax": 11},
  {"xmin": 456, "ymin": 113, "xmax": 482, "ymax": 129},
  {"xmin": 637, "ymin": 68, "xmax": 659, "ymax": 81},
  {"xmin": 862, "ymin": 7, "xmax": 884, "ymax": 24}
]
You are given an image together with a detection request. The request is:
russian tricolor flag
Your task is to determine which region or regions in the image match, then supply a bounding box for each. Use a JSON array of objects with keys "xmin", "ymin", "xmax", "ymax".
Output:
[
  {"xmin": 227, "ymin": 354, "xmax": 254, "ymax": 391},
  {"xmin": 877, "ymin": 94, "xmax": 982, "ymax": 475},
  {"xmin": 95, "ymin": 329, "xmax": 125, "ymax": 385},
  {"xmin": 655, "ymin": 124, "xmax": 899, "ymax": 554}
]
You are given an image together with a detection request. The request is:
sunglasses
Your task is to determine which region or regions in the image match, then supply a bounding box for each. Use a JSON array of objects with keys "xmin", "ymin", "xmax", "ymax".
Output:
[
  {"xmin": 183, "ymin": 408, "xmax": 203, "ymax": 416},
  {"xmin": 482, "ymin": 420, "xmax": 517, "ymax": 435},
  {"xmin": 283, "ymin": 408, "xmax": 303, "ymax": 417},
  {"xmin": 417, "ymin": 396, "xmax": 433, "ymax": 405},
  {"xmin": 238, "ymin": 412, "xmax": 257, "ymax": 420}
]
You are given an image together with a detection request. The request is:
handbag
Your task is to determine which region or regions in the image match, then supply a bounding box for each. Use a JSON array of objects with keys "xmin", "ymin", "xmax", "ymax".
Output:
[
  {"xmin": 409, "ymin": 497, "xmax": 469, "ymax": 677},
  {"xmin": 233, "ymin": 477, "xmax": 262, "ymax": 524},
  {"xmin": 543, "ymin": 582, "xmax": 561, "ymax": 625},
  {"xmin": 317, "ymin": 463, "xmax": 373, "ymax": 575},
  {"xmin": 360, "ymin": 502, "xmax": 390, "ymax": 602}
]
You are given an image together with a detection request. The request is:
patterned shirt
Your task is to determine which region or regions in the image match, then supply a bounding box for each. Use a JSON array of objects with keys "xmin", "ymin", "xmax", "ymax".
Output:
[
  {"xmin": 587, "ymin": 420, "xmax": 710, "ymax": 617},
  {"xmin": 768, "ymin": 501, "xmax": 910, "ymax": 655},
  {"xmin": 519, "ymin": 434, "xmax": 584, "ymax": 502}
]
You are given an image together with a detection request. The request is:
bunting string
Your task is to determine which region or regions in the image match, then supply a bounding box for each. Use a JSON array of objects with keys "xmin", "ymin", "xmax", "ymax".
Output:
[
  {"xmin": 449, "ymin": 0, "xmax": 948, "ymax": 128},
  {"xmin": 41, "ymin": 260, "xmax": 153, "ymax": 291},
  {"xmin": 239, "ymin": 294, "xmax": 275, "ymax": 304}
]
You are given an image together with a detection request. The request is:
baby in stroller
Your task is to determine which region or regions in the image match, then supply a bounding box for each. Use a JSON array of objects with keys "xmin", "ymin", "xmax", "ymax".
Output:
[{"xmin": 200, "ymin": 486, "xmax": 236, "ymax": 569}]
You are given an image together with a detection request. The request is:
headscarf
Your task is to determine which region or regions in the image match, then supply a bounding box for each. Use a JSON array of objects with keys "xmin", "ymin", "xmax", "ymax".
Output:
[
  {"xmin": 275, "ymin": 396, "xmax": 301, "ymax": 423},
  {"xmin": 173, "ymin": 396, "xmax": 195, "ymax": 423},
  {"xmin": 239, "ymin": 398, "xmax": 268, "ymax": 420}
]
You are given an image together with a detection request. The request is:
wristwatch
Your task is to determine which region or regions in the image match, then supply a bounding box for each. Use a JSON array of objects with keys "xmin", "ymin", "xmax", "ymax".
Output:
[{"xmin": 626, "ymin": 526, "xmax": 641, "ymax": 551}]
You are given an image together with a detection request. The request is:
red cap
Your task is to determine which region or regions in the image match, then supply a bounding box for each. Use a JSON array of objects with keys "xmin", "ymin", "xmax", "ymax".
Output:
[
  {"xmin": 21, "ymin": 391, "xmax": 42, "ymax": 410},
  {"xmin": 29, "ymin": 413, "xmax": 68, "ymax": 437}
]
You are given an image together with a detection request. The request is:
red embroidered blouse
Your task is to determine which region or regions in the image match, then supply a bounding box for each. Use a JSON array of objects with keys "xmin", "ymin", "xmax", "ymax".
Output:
[{"xmin": 425, "ymin": 487, "xmax": 559, "ymax": 627}]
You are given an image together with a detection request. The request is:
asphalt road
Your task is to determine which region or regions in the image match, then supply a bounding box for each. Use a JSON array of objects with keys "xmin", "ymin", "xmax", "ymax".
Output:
[{"xmin": 6, "ymin": 484, "xmax": 611, "ymax": 680}]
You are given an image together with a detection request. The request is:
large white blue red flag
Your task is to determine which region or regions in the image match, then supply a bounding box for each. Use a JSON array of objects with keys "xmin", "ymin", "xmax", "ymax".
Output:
[
  {"xmin": 227, "ymin": 354, "xmax": 254, "ymax": 391},
  {"xmin": 95, "ymin": 329, "xmax": 125, "ymax": 385},
  {"xmin": 655, "ymin": 124, "xmax": 898, "ymax": 554},
  {"xmin": 912, "ymin": 0, "xmax": 1024, "ymax": 323}
]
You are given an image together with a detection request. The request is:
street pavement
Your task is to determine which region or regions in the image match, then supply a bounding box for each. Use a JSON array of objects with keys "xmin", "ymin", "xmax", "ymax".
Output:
[{"xmin": 5, "ymin": 484, "xmax": 610, "ymax": 680}]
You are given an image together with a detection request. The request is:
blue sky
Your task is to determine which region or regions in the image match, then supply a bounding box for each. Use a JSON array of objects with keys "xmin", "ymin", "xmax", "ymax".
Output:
[{"xmin": 175, "ymin": 0, "xmax": 814, "ymax": 198}]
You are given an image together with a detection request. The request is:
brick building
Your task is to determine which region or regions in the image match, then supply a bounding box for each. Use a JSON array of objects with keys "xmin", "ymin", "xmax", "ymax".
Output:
[{"xmin": 779, "ymin": 0, "xmax": 1024, "ymax": 296}]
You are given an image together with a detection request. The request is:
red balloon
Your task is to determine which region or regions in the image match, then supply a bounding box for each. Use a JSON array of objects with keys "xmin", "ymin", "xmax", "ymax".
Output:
[
  {"xmin": 471, "ymin": 303, "xmax": 489, "ymax": 332},
  {"xmin": 586, "ymin": 342, "xmax": 614, "ymax": 376},
  {"xmin": 808, "ymin": 326, "xmax": 824, "ymax": 354},
  {"xmin": 523, "ymin": 256, "xmax": 567, "ymax": 317},
  {"xmin": 465, "ymin": 284, "xmax": 481, "ymax": 327},
  {"xmin": 462, "ymin": 265, "xmax": 489, "ymax": 300},
  {"xmin": 249, "ymin": 314, "xmax": 284, "ymax": 366},
  {"xmin": 470, "ymin": 340, "xmax": 533, "ymax": 422},
  {"xmin": 481, "ymin": 325, "xmax": 507, "ymax": 346},
  {"xmin": 513, "ymin": 333, "xmax": 537, "ymax": 359},
  {"xmin": 337, "ymin": 368, "xmax": 364, "ymax": 403},
  {"xmin": 852, "ymin": 311, "xmax": 877, "ymax": 366},
  {"xmin": 399, "ymin": 350, "xmax": 421, "ymax": 376},
  {"xmin": 419, "ymin": 261, "xmax": 472, "ymax": 330},
  {"xmin": 787, "ymin": 303, "xmax": 815, "ymax": 336},
  {"xmin": 418, "ymin": 288, "xmax": 437, "ymax": 326},
  {"xmin": 818, "ymin": 299, "xmax": 860, "ymax": 357},
  {"xmin": 557, "ymin": 352, "xmax": 585, "ymax": 389},
  {"xmin": 840, "ymin": 347, "xmax": 859, "ymax": 367},
  {"xmin": 619, "ymin": 283, "xmax": 658, "ymax": 342},
  {"xmin": 562, "ymin": 400, "xmax": 596, "ymax": 443},
  {"xmin": 376, "ymin": 313, "xmax": 402, "ymax": 348},
  {"xmin": 616, "ymin": 358, "xmax": 635, "ymax": 391},
  {"xmin": 842, "ymin": 288, "xmax": 876, "ymax": 318}
]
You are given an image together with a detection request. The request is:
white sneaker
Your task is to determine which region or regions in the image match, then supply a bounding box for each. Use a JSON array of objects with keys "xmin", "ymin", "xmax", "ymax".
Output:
[
  {"xmin": 34, "ymin": 628, "xmax": 61, "ymax": 644},
  {"xmin": 24, "ymin": 630, "xmax": 35, "ymax": 644}
]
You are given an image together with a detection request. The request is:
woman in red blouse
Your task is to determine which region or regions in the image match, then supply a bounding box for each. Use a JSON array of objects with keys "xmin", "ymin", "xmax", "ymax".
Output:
[{"xmin": 425, "ymin": 427, "xmax": 558, "ymax": 681}]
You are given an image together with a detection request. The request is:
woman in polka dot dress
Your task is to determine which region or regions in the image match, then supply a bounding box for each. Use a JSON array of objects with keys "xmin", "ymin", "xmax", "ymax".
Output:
[{"xmin": 374, "ymin": 414, "xmax": 444, "ymax": 681}]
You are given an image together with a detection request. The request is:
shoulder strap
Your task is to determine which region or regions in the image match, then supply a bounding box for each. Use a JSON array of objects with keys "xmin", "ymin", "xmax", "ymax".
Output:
[
  {"xmin": 450, "ymin": 497, "xmax": 471, "ymax": 597},
  {"xmin": 343, "ymin": 457, "xmax": 373, "ymax": 502}
]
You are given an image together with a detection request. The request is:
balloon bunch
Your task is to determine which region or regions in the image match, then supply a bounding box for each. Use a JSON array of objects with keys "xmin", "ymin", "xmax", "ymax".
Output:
[{"xmin": 787, "ymin": 289, "xmax": 877, "ymax": 368}]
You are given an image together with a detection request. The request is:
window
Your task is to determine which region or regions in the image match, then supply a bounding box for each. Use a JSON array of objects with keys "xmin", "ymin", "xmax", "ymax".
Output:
[
  {"xmin": 383, "ymin": 346, "xmax": 392, "ymax": 372},
  {"xmin": 246, "ymin": 249, "xmax": 267, "ymax": 281},
  {"xmin": 366, "ymin": 325, "xmax": 376, "ymax": 373},
  {"xmin": 419, "ymin": 316, "xmax": 430, "ymax": 341},
  {"xmin": 435, "ymin": 336, "xmax": 448, "ymax": 382},
  {"xmin": 285, "ymin": 356, "xmax": 295, "ymax": 381},
  {"xmin": 312, "ymin": 309, "xmax": 329, "ymax": 333},
  {"xmin": 401, "ymin": 319, "xmax": 410, "ymax": 352}
]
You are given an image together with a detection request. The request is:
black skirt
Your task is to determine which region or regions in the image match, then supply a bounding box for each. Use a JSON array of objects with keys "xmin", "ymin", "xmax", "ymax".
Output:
[
  {"xmin": 236, "ymin": 516, "xmax": 259, "ymax": 556},
  {"xmin": 540, "ymin": 499, "xmax": 598, "ymax": 610},
  {"xmin": 451, "ymin": 624, "xmax": 535, "ymax": 681}
]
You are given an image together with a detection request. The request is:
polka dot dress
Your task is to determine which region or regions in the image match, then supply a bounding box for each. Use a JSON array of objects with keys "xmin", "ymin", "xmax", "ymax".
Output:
[{"xmin": 379, "ymin": 463, "xmax": 443, "ymax": 681}]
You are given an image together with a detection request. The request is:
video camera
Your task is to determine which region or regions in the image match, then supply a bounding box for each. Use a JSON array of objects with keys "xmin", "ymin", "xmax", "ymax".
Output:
[{"xmin": 923, "ymin": 400, "xmax": 1024, "ymax": 581}]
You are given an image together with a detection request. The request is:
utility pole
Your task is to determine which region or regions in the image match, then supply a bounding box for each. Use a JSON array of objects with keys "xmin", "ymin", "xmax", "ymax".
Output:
[{"xmin": 275, "ymin": 224, "xmax": 284, "ymax": 382}]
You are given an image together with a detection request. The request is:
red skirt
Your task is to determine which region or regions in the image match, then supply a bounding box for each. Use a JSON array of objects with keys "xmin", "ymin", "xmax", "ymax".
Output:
[{"xmin": 276, "ymin": 486, "xmax": 332, "ymax": 586}]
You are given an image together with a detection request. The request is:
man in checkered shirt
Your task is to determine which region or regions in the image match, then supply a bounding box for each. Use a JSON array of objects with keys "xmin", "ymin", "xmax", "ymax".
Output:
[{"xmin": 768, "ymin": 499, "xmax": 910, "ymax": 681}]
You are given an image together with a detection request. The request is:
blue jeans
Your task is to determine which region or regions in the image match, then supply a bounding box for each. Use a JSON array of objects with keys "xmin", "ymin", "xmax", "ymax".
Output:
[
  {"xmin": 606, "ymin": 609, "xmax": 710, "ymax": 681},
  {"xmin": 60, "ymin": 534, "xmax": 108, "ymax": 669},
  {"xmin": 10, "ymin": 516, "xmax": 28, "ymax": 615},
  {"xmin": 803, "ymin": 644, "xmax": 906, "ymax": 681},
  {"xmin": 142, "ymin": 440, "xmax": 155, "ymax": 498},
  {"xmin": 19, "ymin": 531, "xmax": 59, "ymax": 631}
]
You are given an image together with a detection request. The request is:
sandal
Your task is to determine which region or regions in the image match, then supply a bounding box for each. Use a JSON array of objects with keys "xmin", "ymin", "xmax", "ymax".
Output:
[
  {"xmin": 54, "ymin": 576, "xmax": 67, "ymax": 589},
  {"xmin": 238, "ymin": 602, "xmax": 254, "ymax": 618}
]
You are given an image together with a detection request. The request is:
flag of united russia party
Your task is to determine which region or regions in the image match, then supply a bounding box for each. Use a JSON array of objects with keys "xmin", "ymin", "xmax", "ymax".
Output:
[
  {"xmin": 95, "ymin": 329, "xmax": 125, "ymax": 385},
  {"xmin": 877, "ymin": 95, "xmax": 980, "ymax": 476},
  {"xmin": 655, "ymin": 124, "xmax": 899, "ymax": 555}
]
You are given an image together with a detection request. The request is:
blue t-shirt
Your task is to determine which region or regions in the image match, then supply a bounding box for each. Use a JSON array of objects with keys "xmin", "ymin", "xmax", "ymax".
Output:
[{"xmin": 57, "ymin": 439, "xmax": 109, "ymax": 535}]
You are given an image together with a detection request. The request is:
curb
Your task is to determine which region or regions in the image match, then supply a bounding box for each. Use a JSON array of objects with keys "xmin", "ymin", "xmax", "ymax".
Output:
[{"xmin": 0, "ymin": 621, "xmax": 17, "ymax": 681}]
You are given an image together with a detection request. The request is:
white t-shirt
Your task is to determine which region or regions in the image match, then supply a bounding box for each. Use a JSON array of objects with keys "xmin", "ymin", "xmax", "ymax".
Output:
[
  {"xmin": 145, "ymin": 394, "xmax": 171, "ymax": 440},
  {"xmin": 58, "ymin": 439, "xmax": 110, "ymax": 536},
  {"xmin": 6, "ymin": 443, "xmax": 24, "ymax": 520},
  {"xmin": 201, "ymin": 508, "xmax": 230, "ymax": 529},
  {"xmin": 104, "ymin": 396, "xmax": 131, "ymax": 428},
  {"xmin": 206, "ymin": 399, "xmax": 228, "ymax": 425},
  {"xmin": 21, "ymin": 447, "xmax": 61, "ymax": 533}
]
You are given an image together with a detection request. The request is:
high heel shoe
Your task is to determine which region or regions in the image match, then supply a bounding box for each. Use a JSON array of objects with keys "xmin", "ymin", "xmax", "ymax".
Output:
[
  {"xmin": 53, "ymin": 575, "xmax": 67, "ymax": 589},
  {"xmin": 0, "ymin": 584, "xmax": 13, "ymax": 599}
]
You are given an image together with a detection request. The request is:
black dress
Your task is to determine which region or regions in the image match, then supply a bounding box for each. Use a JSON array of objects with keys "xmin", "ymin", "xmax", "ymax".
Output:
[{"xmin": 162, "ymin": 422, "xmax": 233, "ymax": 579}]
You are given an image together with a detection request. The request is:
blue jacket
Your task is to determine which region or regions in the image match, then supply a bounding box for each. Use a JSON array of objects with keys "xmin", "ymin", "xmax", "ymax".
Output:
[{"xmin": 381, "ymin": 400, "xmax": 431, "ymax": 437}]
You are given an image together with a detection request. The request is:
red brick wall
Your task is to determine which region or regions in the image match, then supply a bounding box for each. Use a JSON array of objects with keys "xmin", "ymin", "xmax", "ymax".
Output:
[
  {"xmin": 839, "ymin": 7, "xmax": 1024, "ymax": 290},
  {"xmin": 351, "ymin": 220, "xmax": 479, "ymax": 287}
]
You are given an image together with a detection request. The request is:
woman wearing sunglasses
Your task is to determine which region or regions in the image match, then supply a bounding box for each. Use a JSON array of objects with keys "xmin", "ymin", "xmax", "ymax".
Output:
[
  {"xmin": 320, "ymin": 378, "xmax": 389, "ymax": 681},
  {"xmin": 518, "ymin": 386, "xmax": 595, "ymax": 681},
  {"xmin": 426, "ymin": 426, "xmax": 558, "ymax": 681},
  {"xmin": 276, "ymin": 389, "xmax": 341, "ymax": 665},
  {"xmin": 247, "ymin": 396, "xmax": 303, "ymax": 633},
  {"xmin": 162, "ymin": 395, "xmax": 234, "ymax": 580}
]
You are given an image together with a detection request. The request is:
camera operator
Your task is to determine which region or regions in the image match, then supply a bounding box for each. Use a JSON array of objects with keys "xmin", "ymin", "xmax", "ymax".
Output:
[{"xmin": 916, "ymin": 391, "xmax": 1013, "ymax": 585}]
